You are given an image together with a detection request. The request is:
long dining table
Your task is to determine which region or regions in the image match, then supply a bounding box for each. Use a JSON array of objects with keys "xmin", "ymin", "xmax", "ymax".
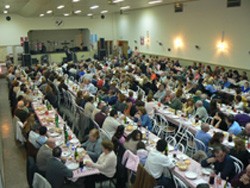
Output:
[{"xmin": 26, "ymin": 78, "xmax": 100, "ymax": 181}]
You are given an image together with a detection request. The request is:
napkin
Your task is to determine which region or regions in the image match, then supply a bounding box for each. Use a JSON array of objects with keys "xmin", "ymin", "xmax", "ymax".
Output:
[{"xmin": 193, "ymin": 178, "xmax": 207, "ymax": 186}]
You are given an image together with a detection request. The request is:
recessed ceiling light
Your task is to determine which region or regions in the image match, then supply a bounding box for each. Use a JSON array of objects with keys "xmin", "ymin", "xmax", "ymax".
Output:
[
  {"xmin": 46, "ymin": 10, "xmax": 53, "ymax": 14},
  {"xmin": 113, "ymin": 0, "xmax": 124, "ymax": 3},
  {"xmin": 5, "ymin": 5, "xmax": 10, "ymax": 9},
  {"xmin": 72, "ymin": 0, "xmax": 80, "ymax": 2},
  {"xmin": 74, "ymin": 10, "xmax": 82, "ymax": 14},
  {"xmin": 90, "ymin": 5, "xmax": 99, "ymax": 9},
  {"xmin": 3, "ymin": 10, "xmax": 8, "ymax": 14},
  {"xmin": 101, "ymin": 10, "xmax": 108, "ymax": 14},
  {"xmin": 39, "ymin": 14, "xmax": 44, "ymax": 17},
  {"xmin": 64, "ymin": 13, "xmax": 70, "ymax": 16},
  {"xmin": 87, "ymin": 13, "xmax": 93, "ymax": 16},
  {"xmin": 120, "ymin": 6, "xmax": 130, "ymax": 10},
  {"xmin": 148, "ymin": 0, "xmax": 162, "ymax": 5},
  {"xmin": 57, "ymin": 5, "xmax": 65, "ymax": 9}
]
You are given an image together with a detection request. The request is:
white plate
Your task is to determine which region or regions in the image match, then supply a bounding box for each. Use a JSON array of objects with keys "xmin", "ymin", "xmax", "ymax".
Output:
[
  {"xmin": 50, "ymin": 132, "xmax": 60, "ymax": 137},
  {"xmin": 171, "ymin": 115, "xmax": 179, "ymax": 119},
  {"xmin": 177, "ymin": 154, "xmax": 188, "ymax": 160},
  {"xmin": 66, "ymin": 163, "xmax": 79, "ymax": 170},
  {"xmin": 202, "ymin": 168, "xmax": 212, "ymax": 175},
  {"xmin": 61, "ymin": 150, "xmax": 71, "ymax": 157},
  {"xmin": 185, "ymin": 171, "xmax": 198, "ymax": 179},
  {"xmin": 69, "ymin": 138, "xmax": 79, "ymax": 144},
  {"xmin": 168, "ymin": 145, "xmax": 174, "ymax": 151}
]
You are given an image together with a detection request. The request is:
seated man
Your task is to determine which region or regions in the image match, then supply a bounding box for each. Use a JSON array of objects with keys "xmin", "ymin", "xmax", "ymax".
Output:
[
  {"xmin": 46, "ymin": 147, "xmax": 73, "ymax": 188},
  {"xmin": 225, "ymin": 115, "xmax": 242, "ymax": 136},
  {"xmin": 201, "ymin": 145, "xmax": 236, "ymax": 181},
  {"xmin": 165, "ymin": 93, "xmax": 182, "ymax": 111},
  {"xmin": 194, "ymin": 100, "xmax": 208, "ymax": 122},
  {"xmin": 14, "ymin": 100, "xmax": 30, "ymax": 123},
  {"xmin": 231, "ymin": 164, "xmax": 250, "ymax": 188},
  {"xmin": 36, "ymin": 138, "xmax": 56, "ymax": 175},
  {"xmin": 195, "ymin": 123, "xmax": 211, "ymax": 152},
  {"xmin": 145, "ymin": 139, "xmax": 175, "ymax": 188},
  {"xmin": 28, "ymin": 126, "xmax": 48, "ymax": 149},
  {"xmin": 102, "ymin": 109, "xmax": 120, "ymax": 136},
  {"xmin": 94, "ymin": 106, "xmax": 109, "ymax": 128}
]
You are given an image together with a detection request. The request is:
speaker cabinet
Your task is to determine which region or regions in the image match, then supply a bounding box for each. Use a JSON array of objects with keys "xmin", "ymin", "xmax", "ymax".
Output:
[
  {"xmin": 22, "ymin": 54, "xmax": 31, "ymax": 67},
  {"xmin": 24, "ymin": 41, "xmax": 30, "ymax": 54}
]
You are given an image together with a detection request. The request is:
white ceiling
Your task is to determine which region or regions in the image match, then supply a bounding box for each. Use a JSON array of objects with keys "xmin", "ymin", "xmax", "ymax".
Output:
[{"xmin": 0, "ymin": 0, "xmax": 199, "ymax": 17}]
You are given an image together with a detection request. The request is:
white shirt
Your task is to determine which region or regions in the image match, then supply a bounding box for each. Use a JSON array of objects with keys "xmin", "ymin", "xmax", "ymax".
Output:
[
  {"xmin": 145, "ymin": 149, "xmax": 175, "ymax": 179},
  {"xmin": 145, "ymin": 101, "xmax": 156, "ymax": 118},
  {"xmin": 102, "ymin": 116, "xmax": 120, "ymax": 136}
]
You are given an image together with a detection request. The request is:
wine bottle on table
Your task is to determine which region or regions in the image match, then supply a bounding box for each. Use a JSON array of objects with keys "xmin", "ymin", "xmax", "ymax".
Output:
[
  {"xmin": 74, "ymin": 147, "xmax": 79, "ymax": 161},
  {"xmin": 55, "ymin": 114, "xmax": 59, "ymax": 128},
  {"xmin": 63, "ymin": 124, "xmax": 68, "ymax": 144},
  {"xmin": 223, "ymin": 177, "xmax": 231, "ymax": 188}
]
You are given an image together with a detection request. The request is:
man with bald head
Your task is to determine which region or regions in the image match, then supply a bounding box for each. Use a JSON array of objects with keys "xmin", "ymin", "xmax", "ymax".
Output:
[
  {"xmin": 195, "ymin": 123, "xmax": 212, "ymax": 152},
  {"xmin": 231, "ymin": 164, "xmax": 250, "ymax": 188},
  {"xmin": 36, "ymin": 138, "xmax": 56, "ymax": 175},
  {"xmin": 14, "ymin": 100, "xmax": 29, "ymax": 123}
]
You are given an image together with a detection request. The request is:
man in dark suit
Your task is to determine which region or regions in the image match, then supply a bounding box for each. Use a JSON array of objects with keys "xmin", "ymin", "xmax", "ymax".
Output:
[
  {"xmin": 46, "ymin": 147, "xmax": 73, "ymax": 188},
  {"xmin": 14, "ymin": 100, "xmax": 29, "ymax": 123},
  {"xmin": 94, "ymin": 106, "xmax": 109, "ymax": 128}
]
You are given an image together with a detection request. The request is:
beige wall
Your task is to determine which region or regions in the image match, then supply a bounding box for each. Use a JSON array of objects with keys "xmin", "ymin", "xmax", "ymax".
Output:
[{"xmin": 114, "ymin": 0, "xmax": 250, "ymax": 70}]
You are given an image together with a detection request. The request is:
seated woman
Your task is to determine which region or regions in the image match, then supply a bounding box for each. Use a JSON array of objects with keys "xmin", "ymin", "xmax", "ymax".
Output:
[
  {"xmin": 81, "ymin": 128, "xmax": 102, "ymax": 162},
  {"xmin": 134, "ymin": 107, "xmax": 152, "ymax": 131},
  {"xmin": 209, "ymin": 99, "xmax": 219, "ymax": 117},
  {"xmin": 182, "ymin": 98, "xmax": 195, "ymax": 116},
  {"xmin": 124, "ymin": 130, "xmax": 143, "ymax": 154},
  {"xmin": 230, "ymin": 137, "xmax": 250, "ymax": 169},
  {"xmin": 209, "ymin": 132, "xmax": 224, "ymax": 148},
  {"xmin": 234, "ymin": 95, "xmax": 244, "ymax": 111},
  {"xmin": 22, "ymin": 113, "xmax": 37, "ymax": 140},
  {"xmin": 85, "ymin": 140, "xmax": 117, "ymax": 188},
  {"xmin": 44, "ymin": 84, "xmax": 58, "ymax": 108},
  {"xmin": 75, "ymin": 90, "xmax": 86, "ymax": 108},
  {"xmin": 112, "ymin": 125, "xmax": 126, "ymax": 152},
  {"xmin": 211, "ymin": 111, "xmax": 228, "ymax": 131},
  {"xmin": 113, "ymin": 93, "xmax": 126, "ymax": 112}
]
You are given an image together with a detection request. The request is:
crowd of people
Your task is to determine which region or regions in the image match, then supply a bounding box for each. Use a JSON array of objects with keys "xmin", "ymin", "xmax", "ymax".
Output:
[{"xmin": 6, "ymin": 52, "xmax": 250, "ymax": 188}]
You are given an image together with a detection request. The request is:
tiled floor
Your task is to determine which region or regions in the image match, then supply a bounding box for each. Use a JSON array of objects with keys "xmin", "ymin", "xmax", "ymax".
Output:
[{"xmin": 0, "ymin": 78, "xmax": 28, "ymax": 188}]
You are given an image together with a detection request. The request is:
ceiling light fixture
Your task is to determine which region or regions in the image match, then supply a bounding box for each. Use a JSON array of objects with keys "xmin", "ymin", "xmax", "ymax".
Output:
[
  {"xmin": 101, "ymin": 10, "xmax": 108, "ymax": 14},
  {"xmin": 3, "ymin": 10, "xmax": 8, "ymax": 14},
  {"xmin": 120, "ymin": 6, "xmax": 130, "ymax": 10},
  {"xmin": 113, "ymin": 0, "xmax": 124, "ymax": 3},
  {"xmin": 46, "ymin": 10, "xmax": 53, "ymax": 14},
  {"xmin": 72, "ymin": 0, "xmax": 80, "ymax": 2},
  {"xmin": 57, "ymin": 5, "xmax": 65, "ymax": 9},
  {"xmin": 74, "ymin": 10, "xmax": 82, "ymax": 14},
  {"xmin": 90, "ymin": 5, "xmax": 99, "ymax": 9},
  {"xmin": 39, "ymin": 14, "xmax": 44, "ymax": 17},
  {"xmin": 148, "ymin": 0, "xmax": 162, "ymax": 5},
  {"xmin": 5, "ymin": 5, "xmax": 10, "ymax": 9},
  {"xmin": 87, "ymin": 13, "xmax": 93, "ymax": 16},
  {"xmin": 64, "ymin": 13, "xmax": 70, "ymax": 16}
]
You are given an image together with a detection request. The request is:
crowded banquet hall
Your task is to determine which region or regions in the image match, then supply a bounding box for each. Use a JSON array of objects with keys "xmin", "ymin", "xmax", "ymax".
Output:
[{"xmin": 0, "ymin": 0, "xmax": 250, "ymax": 188}]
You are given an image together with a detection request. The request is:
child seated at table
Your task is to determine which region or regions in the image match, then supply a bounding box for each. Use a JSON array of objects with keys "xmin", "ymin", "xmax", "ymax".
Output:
[{"xmin": 136, "ymin": 141, "xmax": 148, "ymax": 165}]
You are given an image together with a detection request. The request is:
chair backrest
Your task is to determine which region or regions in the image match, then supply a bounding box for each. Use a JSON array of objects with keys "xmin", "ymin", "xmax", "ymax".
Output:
[
  {"xmin": 173, "ymin": 175, "xmax": 188, "ymax": 188},
  {"xmin": 165, "ymin": 136, "xmax": 177, "ymax": 147},
  {"xmin": 174, "ymin": 122, "xmax": 189, "ymax": 144},
  {"xmin": 194, "ymin": 138, "xmax": 207, "ymax": 152},
  {"xmin": 151, "ymin": 119, "xmax": 162, "ymax": 137},
  {"xmin": 32, "ymin": 172, "xmax": 52, "ymax": 188},
  {"xmin": 99, "ymin": 128, "xmax": 111, "ymax": 140},
  {"xmin": 206, "ymin": 116, "xmax": 213, "ymax": 124},
  {"xmin": 154, "ymin": 113, "xmax": 169, "ymax": 127},
  {"xmin": 176, "ymin": 143, "xmax": 186, "ymax": 153},
  {"xmin": 132, "ymin": 164, "xmax": 156, "ymax": 188},
  {"xmin": 230, "ymin": 155, "xmax": 244, "ymax": 172},
  {"xmin": 233, "ymin": 162, "xmax": 242, "ymax": 174},
  {"xmin": 16, "ymin": 120, "xmax": 26, "ymax": 143}
]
